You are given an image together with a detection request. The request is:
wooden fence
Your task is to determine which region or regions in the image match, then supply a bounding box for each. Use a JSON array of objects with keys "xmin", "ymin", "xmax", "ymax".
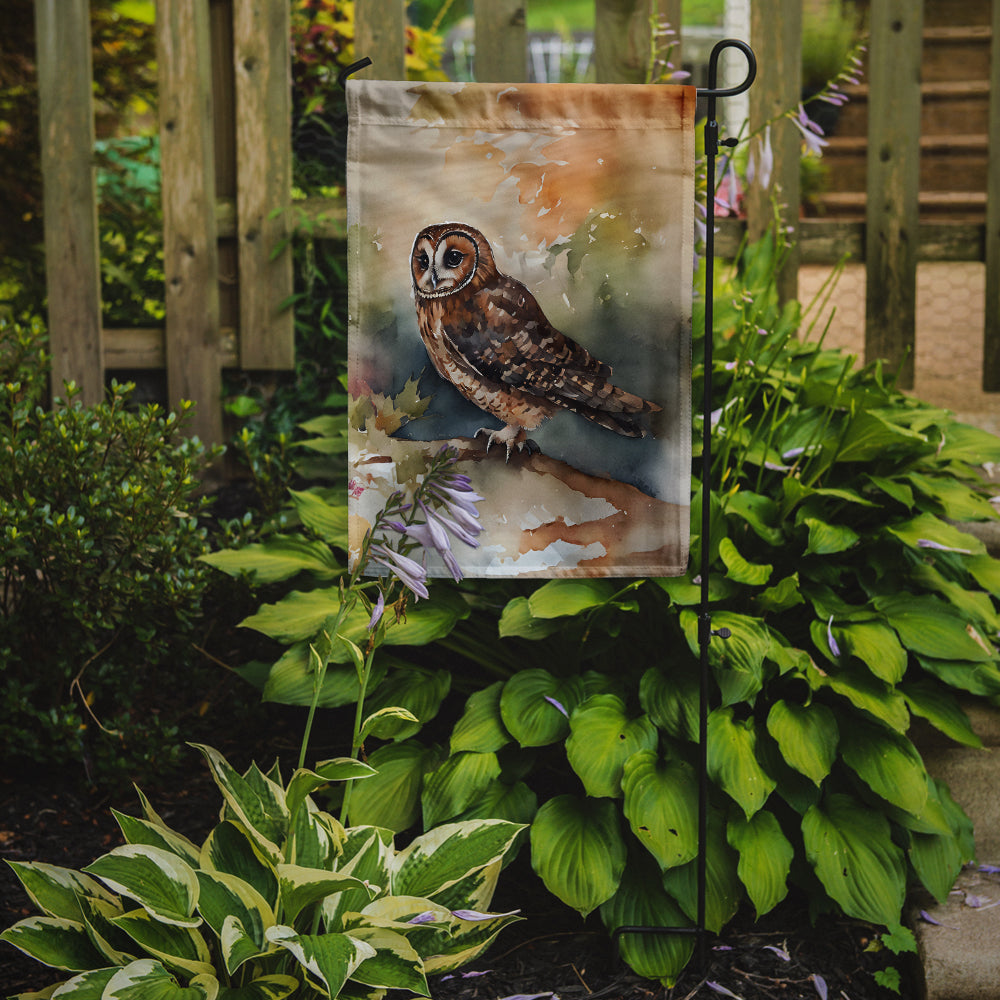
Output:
[{"xmin": 33, "ymin": 0, "xmax": 1000, "ymax": 445}]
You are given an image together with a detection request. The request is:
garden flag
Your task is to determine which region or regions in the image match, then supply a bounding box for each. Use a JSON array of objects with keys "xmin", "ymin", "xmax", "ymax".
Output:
[{"xmin": 347, "ymin": 81, "xmax": 696, "ymax": 578}]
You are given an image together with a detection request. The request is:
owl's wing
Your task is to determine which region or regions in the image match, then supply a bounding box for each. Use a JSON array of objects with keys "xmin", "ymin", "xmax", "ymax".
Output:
[{"xmin": 445, "ymin": 276, "xmax": 659, "ymax": 422}]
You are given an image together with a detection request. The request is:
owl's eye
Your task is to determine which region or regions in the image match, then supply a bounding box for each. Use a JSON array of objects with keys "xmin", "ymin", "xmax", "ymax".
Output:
[
  {"xmin": 443, "ymin": 248, "xmax": 464, "ymax": 269},
  {"xmin": 416, "ymin": 251, "xmax": 430, "ymax": 272}
]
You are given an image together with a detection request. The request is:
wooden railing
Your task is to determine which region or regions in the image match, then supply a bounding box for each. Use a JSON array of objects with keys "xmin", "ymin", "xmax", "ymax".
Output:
[{"xmin": 32, "ymin": 0, "xmax": 1000, "ymax": 444}]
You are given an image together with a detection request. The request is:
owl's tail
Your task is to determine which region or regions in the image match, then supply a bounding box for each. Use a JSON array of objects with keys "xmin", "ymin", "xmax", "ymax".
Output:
[{"xmin": 553, "ymin": 371, "xmax": 662, "ymax": 438}]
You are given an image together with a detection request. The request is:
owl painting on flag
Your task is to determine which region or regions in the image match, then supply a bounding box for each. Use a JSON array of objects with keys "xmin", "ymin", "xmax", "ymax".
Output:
[{"xmin": 347, "ymin": 81, "xmax": 696, "ymax": 579}]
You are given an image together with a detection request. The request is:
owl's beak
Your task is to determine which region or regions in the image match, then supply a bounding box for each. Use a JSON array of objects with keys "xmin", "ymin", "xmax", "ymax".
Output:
[{"xmin": 429, "ymin": 270, "xmax": 439, "ymax": 291}]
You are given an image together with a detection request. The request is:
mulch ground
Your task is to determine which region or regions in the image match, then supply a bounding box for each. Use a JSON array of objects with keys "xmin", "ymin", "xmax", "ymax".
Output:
[{"xmin": 1, "ymin": 743, "xmax": 913, "ymax": 1000}]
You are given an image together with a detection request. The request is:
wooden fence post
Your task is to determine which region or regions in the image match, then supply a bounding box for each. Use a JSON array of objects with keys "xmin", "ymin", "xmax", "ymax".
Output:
[
  {"xmin": 34, "ymin": 0, "xmax": 104, "ymax": 405},
  {"xmin": 157, "ymin": 0, "xmax": 223, "ymax": 445},
  {"xmin": 864, "ymin": 0, "xmax": 923, "ymax": 389},
  {"xmin": 594, "ymin": 0, "xmax": 652, "ymax": 84},
  {"xmin": 354, "ymin": 0, "xmax": 406, "ymax": 80},
  {"xmin": 983, "ymin": 0, "xmax": 1000, "ymax": 390},
  {"xmin": 233, "ymin": 0, "xmax": 294, "ymax": 369},
  {"xmin": 474, "ymin": 0, "xmax": 527, "ymax": 82},
  {"xmin": 746, "ymin": 0, "xmax": 801, "ymax": 305}
]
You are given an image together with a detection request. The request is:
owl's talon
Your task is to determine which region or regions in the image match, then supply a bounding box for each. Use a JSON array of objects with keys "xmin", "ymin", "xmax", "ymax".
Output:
[{"xmin": 475, "ymin": 425, "xmax": 538, "ymax": 461}]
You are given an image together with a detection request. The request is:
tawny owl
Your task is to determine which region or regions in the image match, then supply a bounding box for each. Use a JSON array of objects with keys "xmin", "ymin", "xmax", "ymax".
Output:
[{"xmin": 410, "ymin": 222, "xmax": 661, "ymax": 458}]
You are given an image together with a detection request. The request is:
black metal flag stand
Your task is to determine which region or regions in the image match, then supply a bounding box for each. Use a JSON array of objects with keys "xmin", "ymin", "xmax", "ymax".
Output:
[{"xmin": 341, "ymin": 38, "xmax": 758, "ymax": 975}]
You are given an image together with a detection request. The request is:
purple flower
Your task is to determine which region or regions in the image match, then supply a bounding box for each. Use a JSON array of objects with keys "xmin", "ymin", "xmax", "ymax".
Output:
[
  {"xmin": 812, "ymin": 974, "xmax": 828, "ymax": 1000},
  {"xmin": 791, "ymin": 104, "xmax": 828, "ymax": 156},
  {"xmin": 367, "ymin": 590, "xmax": 385, "ymax": 631},
  {"xmin": 763, "ymin": 944, "xmax": 790, "ymax": 961},
  {"xmin": 544, "ymin": 695, "xmax": 569, "ymax": 718},
  {"xmin": 917, "ymin": 538, "xmax": 973, "ymax": 554},
  {"xmin": 451, "ymin": 908, "xmax": 520, "ymax": 921},
  {"xmin": 747, "ymin": 125, "xmax": 774, "ymax": 190},
  {"xmin": 407, "ymin": 911, "xmax": 438, "ymax": 925},
  {"xmin": 706, "ymin": 983, "xmax": 742, "ymax": 999},
  {"xmin": 826, "ymin": 616, "xmax": 841, "ymax": 658},
  {"xmin": 369, "ymin": 543, "xmax": 429, "ymax": 600}
]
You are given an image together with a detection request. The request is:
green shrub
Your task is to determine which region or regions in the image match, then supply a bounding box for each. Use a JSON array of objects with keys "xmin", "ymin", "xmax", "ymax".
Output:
[
  {"xmin": 212, "ymin": 233, "xmax": 1000, "ymax": 985},
  {"xmin": 1, "ymin": 743, "xmax": 524, "ymax": 998},
  {"xmin": 0, "ymin": 317, "xmax": 220, "ymax": 783}
]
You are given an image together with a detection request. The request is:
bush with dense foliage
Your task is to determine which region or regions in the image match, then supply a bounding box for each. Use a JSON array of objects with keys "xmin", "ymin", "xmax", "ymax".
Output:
[
  {"xmin": 0, "ymin": 317, "xmax": 220, "ymax": 783},
  {"xmin": 207, "ymin": 232, "xmax": 1000, "ymax": 984},
  {"xmin": 2, "ymin": 743, "xmax": 524, "ymax": 998}
]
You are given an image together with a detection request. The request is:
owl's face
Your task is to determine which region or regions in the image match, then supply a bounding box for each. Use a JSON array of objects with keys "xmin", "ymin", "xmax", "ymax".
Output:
[{"xmin": 411, "ymin": 224, "xmax": 493, "ymax": 299}]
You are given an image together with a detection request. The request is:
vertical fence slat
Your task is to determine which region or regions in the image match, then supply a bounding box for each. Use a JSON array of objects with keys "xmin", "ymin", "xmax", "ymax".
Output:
[
  {"xmin": 233, "ymin": 0, "xmax": 294, "ymax": 369},
  {"xmin": 355, "ymin": 0, "xmax": 406, "ymax": 80},
  {"xmin": 594, "ymin": 0, "xmax": 651, "ymax": 84},
  {"xmin": 983, "ymin": 0, "xmax": 1000, "ymax": 390},
  {"xmin": 474, "ymin": 0, "xmax": 527, "ymax": 82},
  {"xmin": 157, "ymin": 0, "xmax": 222, "ymax": 445},
  {"xmin": 864, "ymin": 0, "xmax": 923, "ymax": 389},
  {"xmin": 34, "ymin": 0, "xmax": 103, "ymax": 405},
  {"xmin": 746, "ymin": 0, "xmax": 801, "ymax": 304}
]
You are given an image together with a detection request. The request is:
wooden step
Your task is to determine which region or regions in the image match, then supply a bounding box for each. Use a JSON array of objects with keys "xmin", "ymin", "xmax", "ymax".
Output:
[
  {"xmin": 922, "ymin": 25, "xmax": 992, "ymax": 83},
  {"xmin": 813, "ymin": 190, "xmax": 987, "ymax": 222},
  {"xmin": 921, "ymin": 0, "xmax": 991, "ymax": 28}
]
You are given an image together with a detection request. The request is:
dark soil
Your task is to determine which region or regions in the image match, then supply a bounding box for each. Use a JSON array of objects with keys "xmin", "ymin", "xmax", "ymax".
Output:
[{"xmin": 1, "ymin": 751, "xmax": 915, "ymax": 1000}]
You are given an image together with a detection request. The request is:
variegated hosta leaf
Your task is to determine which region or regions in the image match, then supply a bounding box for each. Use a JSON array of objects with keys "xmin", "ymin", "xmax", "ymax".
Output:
[
  {"xmin": 195, "ymin": 871, "xmax": 274, "ymax": 974},
  {"xmin": 727, "ymin": 810, "xmax": 793, "ymax": 917},
  {"xmin": 83, "ymin": 846, "xmax": 200, "ymax": 928},
  {"xmin": 288, "ymin": 802, "xmax": 343, "ymax": 870},
  {"xmin": 450, "ymin": 681, "xmax": 511, "ymax": 754},
  {"xmin": 529, "ymin": 795, "xmax": 626, "ymax": 917},
  {"xmin": 78, "ymin": 894, "xmax": 136, "ymax": 966},
  {"xmin": 0, "ymin": 916, "xmax": 107, "ymax": 971},
  {"xmin": 599, "ymin": 854, "xmax": 694, "ymax": 987},
  {"xmin": 276, "ymin": 864, "xmax": 376, "ymax": 925},
  {"xmin": 200, "ymin": 822, "xmax": 278, "ymax": 910},
  {"xmin": 102, "ymin": 958, "xmax": 218, "ymax": 999},
  {"xmin": 706, "ymin": 707, "xmax": 776, "ymax": 819},
  {"xmin": 285, "ymin": 760, "xmax": 375, "ymax": 824},
  {"xmin": 425, "ymin": 859, "xmax": 501, "ymax": 916},
  {"xmin": 802, "ymin": 793, "xmax": 906, "ymax": 926},
  {"xmin": 110, "ymin": 908, "xmax": 214, "ymax": 979},
  {"xmin": 344, "ymin": 926, "xmax": 429, "ymax": 995},
  {"xmin": 213, "ymin": 974, "xmax": 299, "ymax": 1000},
  {"xmin": 4, "ymin": 861, "xmax": 118, "ymax": 922},
  {"xmin": 621, "ymin": 751, "xmax": 699, "ymax": 871},
  {"xmin": 190, "ymin": 745, "xmax": 287, "ymax": 863},
  {"xmin": 322, "ymin": 829, "xmax": 393, "ymax": 931},
  {"xmin": 421, "ymin": 751, "xmax": 501, "ymax": 829},
  {"xmin": 422, "ymin": 906, "xmax": 522, "ymax": 975},
  {"xmin": 391, "ymin": 820, "xmax": 524, "ymax": 901},
  {"xmin": 565, "ymin": 695, "xmax": 658, "ymax": 799},
  {"xmin": 112, "ymin": 810, "xmax": 202, "ymax": 868},
  {"xmin": 765, "ymin": 700, "xmax": 838, "ymax": 786},
  {"xmin": 45, "ymin": 966, "xmax": 118, "ymax": 997},
  {"xmin": 265, "ymin": 925, "xmax": 376, "ymax": 998}
]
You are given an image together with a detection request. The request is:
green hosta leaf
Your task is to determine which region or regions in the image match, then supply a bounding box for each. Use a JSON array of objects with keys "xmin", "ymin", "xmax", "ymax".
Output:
[
  {"xmin": 835, "ymin": 621, "xmax": 907, "ymax": 684},
  {"xmin": 347, "ymin": 740, "xmax": 442, "ymax": 832},
  {"xmin": 261, "ymin": 643, "xmax": 386, "ymax": 709},
  {"xmin": 755, "ymin": 573, "xmax": 804, "ymax": 614},
  {"xmin": 362, "ymin": 667, "xmax": 451, "ymax": 740},
  {"xmin": 654, "ymin": 573, "xmax": 737, "ymax": 606},
  {"xmin": 681, "ymin": 610, "xmax": 770, "ymax": 706},
  {"xmin": 727, "ymin": 811, "xmax": 793, "ymax": 918},
  {"xmin": 277, "ymin": 865, "xmax": 374, "ymax": 925},
  {"xmin": 191, "ymin": 746, "xmax": 287, "ymax": 863},
  {"xmin": 802, "ymin": 793, "xmax": 906, "ymax": 926},
  {"xmin": 910, "ymin": 562, "xmax": 1000, "ymax": 633},
  {"xmin": 916, "ymin": 655, "xmax": 1000, "ymax": 697},
  {"xmin": 566, "ymin": 695, "xmax": 658, "ymax": 798},
  {"xmin": 112, "ymin": 812, "xmax": 201, "ymax": 868},
  {"xmin": 874, "ymin": 593, "xmax": 995, "ymax": 662},
  {"xmin": 453, "ymin": 779, "xmax": 538, "ymax": 827},
  {"xmin": 810, "ymin": 661, "xmax": 910, "ymax": 732},
  {"xmin": 527, "ymin": 579, "xmax": 617, "ymax": 618},
  {"xmin": 103, "ymin": 959, "xmax": 218, "ymax": 999},
  {"xmin": 421, "ymin": 751, "xmax": 502, "ymax": 828},
  {"xmin": 497, "ymin": 596, "xmax": 563, "ymax": 639},
  {"xmin": 216, "ymin": 975, "xmax": 299, "ymax": 1000},
  {"xmin": 200, "ymin": 822, "xmax": 278, "ymax": 910},
  {"xmin": 599, "ymin": 853, "xmax": 694, "ymax": 987},
  {"xmin": 393, "ymin": 820, "xmax": 524, "ymax": 901},
  {"xmin": 450, "ymin": 682, "xmax": 511, "ymax": 754},
  {"xmin": 724, "ymin": 490, "xmax": 784, "ymax": 545},
  {"xmin": 83, "ymin": 846, "xmax": 200, "ymax": 928},
  {"xmin": 886, "ymin": 512, "xmax": 985, "ymax": 557},
  {"xmin": 901, "ymin": 680, "xmax": 982, "ymax": 748},
  {"xmin": 707, "ymin": 708, "xmax": 776, "ymax": 818},
  {"xmin": 765, "ymin": 701, "xmax": 838, "ymax": 786},
  {"xmin": 639, "ymin": 664, "xmax": 699, "ymax": 742},
  {"xmin": 0, "ymin": 916, "xmax": 107, "ymax": 971},
  {"xmin": 499, "ymin": 670, "xmax": 584, "ymax": 747},
  {"xmin": 288, "ymin": 489, "xmax": 349, "ymax": 546},
  {"xmin": 346, "ymin": 926, "xmax": 428, "ymax": 994},
  {"xmin": 195, "ymin": 871, "xmax": 274, "ymax": 974},
  {"xmin": 966, "ymin": 553, "xmax": 1000, "ymax": 597},
  {"xmin": 530, "ymin": 795, "xmax": 626, "ymax": 917},
  {"xmin": 866, "ymin": 474, "xmax": 914, "ymax": 509},
  {"xmin": 718, "ymin": 537, "xmax": 772, "ymax": 586},
  {"xmin": 265, "ymin": 926, "xmax": 375, "ymax": 997},
  {"xmin": 839, "ymin": 718, "xmax": 929, "ymax": 816},
  {"xmin": 4, "ymin": 862, "xmax": 118, "ymax": 923},
  {"xmin": 909, "ymin": 828, "xmax": 966, "ymax": 905},
  {"xmin": 111, "ymin": 908, "xmax": 214, "ymax": 978},
  {"xmin": 935, "ymin": 421, "xmax": 1000, "ymax": 464},
  {"xmin": 835, "ymin": 410, "xmax": 927, "ymax": 463},
  {"xmin": 200, "ymin": 535, "xmax": 341, "ymax": 583},
  {"xmin": 803, "ymin": 517, "xmax": 859, "ymax": 556},
  {"xmin": 621, "ymin": 751, "xmax": 699, "ymax": 870},
  {"xmin": 359, "ymin": 706, "xmax": 421, "ymax": 742},
  {"xmin": 906, "ymin": 472, "xmax": 998, "ymax": 522},
  {"xmin": 661, "ymin": 811, "xmax": 741, "ymax": 933}
]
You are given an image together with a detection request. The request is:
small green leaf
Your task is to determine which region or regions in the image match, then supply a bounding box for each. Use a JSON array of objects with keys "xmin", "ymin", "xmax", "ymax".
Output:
[
  {"xmin": 839, "ymin": 718, "xmax": 929, "ymax": 817},
  {"xmin": 875, "ymin": 593, "xmax": 995, "ymax": 662},
  {"xmin": 765, "ymin": 700, "xmax": 838, "ymax": 786},
  {"xmin": 200, "ymin": 536, "xmax": 341, "ymax": 584},
  {"xmin": 347, "ymin": 740, "xmax": 441, "ymax": 832},
  {"xmin": 727, "ymin": 811, "xmax": 793, "ymax": 917},
  {"xmin": 803, "ymin": 517, "xmax": 859, "ymax": 556},
  {"xmin": 707, "ymin": 708, "xmax": 776, "ymax": 818},
  {"xmin": 639, "ymin": 664, "xmax": 699, "ymax": 742},
  {"xmin": 421, "ymin": 752, "xmax": 502, "ymax": 829},
  {"xmin": 450, "ymin": 682, "xmax": 511, "ymax": 754},
  {"xmin": 499, "ymin": 670, "xmax": 584, "ymax": 747},
  {"xmin": 901, "ymin": 680, "xmax": 982, "ymax": 748},
  {"xmin": 288, "ymin": 489, "xmax": 349, "ymax": 546},
  {"xmin": 718, "ymin": 537, "xmax": 773, "ymax": 585},
  {"xmin": 526, "ymin": 579, "xmax": 617, "ymax": 618}
]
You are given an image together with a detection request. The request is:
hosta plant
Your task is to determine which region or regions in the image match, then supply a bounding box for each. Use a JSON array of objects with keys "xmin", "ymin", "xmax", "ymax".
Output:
[{"xmin": 1, "ymin": 744, "xmax": 523, "ymax": 999}]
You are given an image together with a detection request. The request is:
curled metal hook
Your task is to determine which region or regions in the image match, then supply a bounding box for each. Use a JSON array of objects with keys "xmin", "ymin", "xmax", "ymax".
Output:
[{"xmin": 337, "ymin": 56, "xmax": 373, "ymax": 90}]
